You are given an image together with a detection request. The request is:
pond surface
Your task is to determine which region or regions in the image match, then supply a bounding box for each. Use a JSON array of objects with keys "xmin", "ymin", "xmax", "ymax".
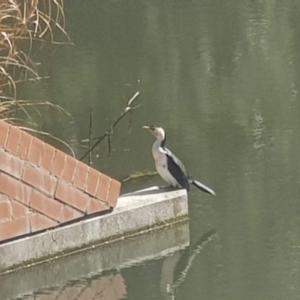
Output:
[{"xmin": 14, "ymin": 0, "xmax": 300, "ymax": 299}]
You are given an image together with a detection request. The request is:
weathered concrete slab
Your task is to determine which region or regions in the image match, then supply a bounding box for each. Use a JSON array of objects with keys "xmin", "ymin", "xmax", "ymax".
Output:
[
  {"xmin": 0, "ymin": 187, "xmax": 188, "ymax": 274},
  {"xmin": 0, "ymin": 219, "xmax": 189, "ymax": 300}
]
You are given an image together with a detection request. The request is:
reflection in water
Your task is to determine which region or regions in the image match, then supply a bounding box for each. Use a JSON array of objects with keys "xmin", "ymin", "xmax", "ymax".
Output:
[
  {"xmin": 166, "ymin": 229, "xmax": 217, "ymax": 300},
  {"xmin": 13, "ymin": 0, "xmax": 300, "ymax": 299},
  {"xmin": 3, "ymin": 222, "xmax": 189, "ymax": 300},
  {"xmin": 13, "ymin": 228, "xmax": 216, "ymax": 300},
  {"xmin": 34, "ymin": 273, "xmax": 126, "ymax": 300}
]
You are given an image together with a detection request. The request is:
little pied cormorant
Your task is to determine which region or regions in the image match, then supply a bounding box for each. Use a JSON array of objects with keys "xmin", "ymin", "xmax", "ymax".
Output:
[{"xmin": 143, "ymin": 125, "xmax": 215, "ymax": 196}]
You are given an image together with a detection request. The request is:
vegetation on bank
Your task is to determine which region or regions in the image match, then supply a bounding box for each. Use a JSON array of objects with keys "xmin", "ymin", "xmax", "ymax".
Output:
[
  {"xmin": 0, "ymin": 0, "xmax": 70, "ymax": 124},
  {"xmin": 0, "ymin": 1, "xmax": 140, "ymax": 162}
]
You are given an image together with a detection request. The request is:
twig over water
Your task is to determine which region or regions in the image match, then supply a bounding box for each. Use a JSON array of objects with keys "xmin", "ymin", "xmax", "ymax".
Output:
[{"xmin": 80, "ymin": 91, "xmax": 140, "ymax": 162}]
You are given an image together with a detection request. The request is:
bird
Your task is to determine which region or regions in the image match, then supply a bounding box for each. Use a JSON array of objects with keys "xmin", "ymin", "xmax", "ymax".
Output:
[{"xmin": 143, "ymin": 125, "xmax": 215, "ymax": 196}]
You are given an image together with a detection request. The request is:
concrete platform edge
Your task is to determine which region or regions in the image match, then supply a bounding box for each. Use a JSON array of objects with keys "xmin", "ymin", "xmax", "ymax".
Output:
[
  {"xmin": 0, "ymin": 187, "xmax": 188, "ymax": 275},
  {"xmin": 1, "ymin": 220, "xmax": 190, "ymax": 300}
]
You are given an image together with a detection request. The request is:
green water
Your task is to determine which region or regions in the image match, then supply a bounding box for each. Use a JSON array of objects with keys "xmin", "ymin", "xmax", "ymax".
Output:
[{"xmin": 10, "ymin": 0, "xmax": 300, "ymax": 299}]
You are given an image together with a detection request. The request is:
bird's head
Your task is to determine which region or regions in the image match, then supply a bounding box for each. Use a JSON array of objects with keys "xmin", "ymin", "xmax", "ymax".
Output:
[{"xmin": 143, "ymin": 125, "xmax": 166, "ymax": 142}]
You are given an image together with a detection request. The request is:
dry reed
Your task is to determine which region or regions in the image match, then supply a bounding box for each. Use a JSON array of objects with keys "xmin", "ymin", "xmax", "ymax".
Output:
[{"xmin": 0, "ymin": 0, "xmax": 70, "ymax": 122}]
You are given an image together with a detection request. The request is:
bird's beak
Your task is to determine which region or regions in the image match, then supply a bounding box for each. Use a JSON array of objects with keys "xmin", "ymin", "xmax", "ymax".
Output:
[{"xmin": 143, "ymin": 125, "xmax": 155, "ymax": 137}]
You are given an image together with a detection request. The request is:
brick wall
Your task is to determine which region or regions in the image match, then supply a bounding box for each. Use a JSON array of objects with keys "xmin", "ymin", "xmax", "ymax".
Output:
[{"xmin": 0, "ymin": 120, "xmax": 121, "ymax": 242}]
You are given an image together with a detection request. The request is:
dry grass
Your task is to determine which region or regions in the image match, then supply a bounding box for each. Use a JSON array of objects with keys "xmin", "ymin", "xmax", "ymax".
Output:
[
  {"xmin": 0, "ymin": 0, "xmax": 74, "ymax": 153},
  {"xmin": 0, "ymin": 0, "xmax": 70, "ymax": 122}
]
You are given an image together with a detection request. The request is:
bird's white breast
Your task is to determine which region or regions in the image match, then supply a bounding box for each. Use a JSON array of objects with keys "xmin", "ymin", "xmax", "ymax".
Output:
[{"xmin": 152, "ymin": 142, "xmax": 179, "ymax": 187}]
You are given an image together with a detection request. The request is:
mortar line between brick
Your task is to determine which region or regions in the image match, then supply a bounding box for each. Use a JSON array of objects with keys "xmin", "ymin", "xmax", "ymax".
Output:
[
  {"xmin": 105, "ymin": 178, "xmax": 112, "ymax": 202},
  {"xmin": 28, "ymin": 214, "xmax": 32, "ymax": 233},
  {"xmin": 3, "ymin": 124, "xmax": 11, "ymax": 150},
  {"xmin": 20, "ymin": 165, "xmax": 58, "ymax": 199},
  {"xmin": 56, "ymin": 190, "xmax": 89, "ymax": 214},
  {"xmin": 14, "ymin": 127, "xmax": 22, "ymax": 156},
  {"xmin": 11, "ymin": 197, "xmax": 32, "ymax": 211},
  {"xmin": 28, "ymin": 187, "xmax": 33, "ymax": 207},
  {"xmin": 30, "ymin": 208, "xmax": 60, "ymax": 225},
  {"xmin": 20, "ymin": 159, "xmax": 26, "ymax": 180},
  {"xmin": 20, "ymin": 182, "xmax": 45, "ymax": 199},
  {"xmin": 23, "ymin": 133, "xmax": 33, "ymax": 161},
  {"xmin": 52, "ymin": 191, "xmax": 89, "ymax": 215},
  {"xmin": 55, "ymin": 179, "xmax": 90, "ymax": 213},
  {"xmin": 70, "ymin": 160, "xmax": 78, "ymax": 185},
  {"xmin": 54, "ymin": 177, "xmax": 59, "ymax": 198}
]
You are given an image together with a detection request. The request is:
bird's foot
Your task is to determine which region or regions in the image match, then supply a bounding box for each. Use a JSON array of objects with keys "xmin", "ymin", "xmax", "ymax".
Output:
[
  {"xmin": 158, "ymin": 185, "xmax": 178, "ymax": 191},
  {"xmin": 158, "ymin": 185, "xmax": 169, "ymax": 190}
]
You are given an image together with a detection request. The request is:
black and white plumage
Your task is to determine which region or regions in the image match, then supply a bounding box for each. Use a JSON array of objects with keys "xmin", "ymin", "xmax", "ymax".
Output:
[{"xmin": 143, "ymin": 125, "xmax": 215, "ymax": 196}]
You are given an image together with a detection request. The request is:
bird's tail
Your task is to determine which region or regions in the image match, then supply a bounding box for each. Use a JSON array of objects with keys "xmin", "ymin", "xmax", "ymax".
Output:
[{"xmin": 191, "ymin": 180, "xmax": 216, "ymax": 196}]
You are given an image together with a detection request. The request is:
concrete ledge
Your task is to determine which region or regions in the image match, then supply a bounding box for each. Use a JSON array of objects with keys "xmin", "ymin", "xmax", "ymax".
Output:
[
  {"xmin": 0, "ymin": 187, "xmax": 188, "ymax": 274},
  {"xmin": 1, "ymin": 220, "xmax": 189, "ymax": 300}
]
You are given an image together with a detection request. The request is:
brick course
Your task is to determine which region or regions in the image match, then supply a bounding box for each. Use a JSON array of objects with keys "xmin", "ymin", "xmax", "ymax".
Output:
[{"xmin": 0, "ymin": 120, "xmax": 121, "ymax": 242}]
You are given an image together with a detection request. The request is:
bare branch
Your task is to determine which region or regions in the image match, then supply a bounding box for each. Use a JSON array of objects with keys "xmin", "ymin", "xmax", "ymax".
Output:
[{"xmin": 79, "ymin": 91, "xmax": 140, "ymax": 161}]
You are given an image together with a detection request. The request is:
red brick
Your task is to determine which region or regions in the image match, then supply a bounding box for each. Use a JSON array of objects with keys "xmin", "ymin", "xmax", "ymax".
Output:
[
  {"xmin": 73, "ymin": 161, "xmax": 89, "ymax": 190},
  {"xmin": 61, "ymin": 155, "xmax": 77, "ymax": 183},
  {"xmin": 0, "ymin": 193, "xmax": 9, "ymax": 202},
  {"xmin": 17, "ymin": 131, "xmax": 33, "ymax": 160},
  {"xmin": 55, "ymin": 180, "xmax": 90, "ymax": 212},
  {"xmin": 78, "ymin": 287, "xmax": 96, "ymax": 300},
  {"xmin": 0, "ymin": 216, "xmax": 30, "ymax": 241},
  {"xmin": 51, "ymin": 149, "xmax": 66, "ymax": 178},
  {"xmin": 91, "ymin": 274, "xmax": 126, "ymax": 297},
  {"xmin": 63, "ymin": 286, "xmax": 84, "ymax": 300},
  {"xmin": 22, "ymin": 164, "xmax": 57, "ymax": 196},
  {"xmin": 40, "ymin": 143, "xmax": 55, "ymax": 171},
  {"xmin": 92, "ymin": 274, "xmax": 125, "ymax": 299},
  {"xmin": 14, "ymin": 182, "xmax": 32, "ymax": 206},
  {"xmin": 0, "ymin": 120, "xmax": 10, "ymax": 148},
  {"xmin": 5, "ymin": 125, "xmax": 21, "ymax": 155},
  {"xmin": 85, "ymin": 168, "xmax": 100, "ymax": 197},
  {"xmin": 113, "ymin": 274, "xmax": 127, "ymax": 299},
  {"xmin": 0, "ymin": 148, "xmax": 24, "ymax": 178},
  {"xmin": 107, "ymin": 179, "xmax": 121, "ymax": 208},
  {"xmin": 0, "ymin": 173, "xmax": 32, "ymax": 205},
  {"xmin": 28, "ymin": 137, "xmax": 44, "ymax": 166},
  {"xmin": 91, "ymin": 277, "xmax": 106, "ymax": 295},
  {"xmin": 11, "ymin": 199, "xmax": 30, "ymax": 219},
  {"xmin": 0, "ymin": 199, "xmax": 11, "ymax": 222},
  {"xmin": 30, "ymin": 213, "xmax": 58, "ymax": 233},
  {"xmin": 31, "ymin": 190, "xmax": 63, "ymax": 222},
  {"xmin": 61, "ymin": 205, "xmax": 84, "ymax": 223},
  {"xmin": 0, "ymin": 172, "xmax": 17, "ymax": 199},
  {"xmin": 96, "ymin": 174, "xmax": 111, "ymax": 202},
  {"xmin": 87, "ymin": 197, "xmax": 109, "ymax": 214}
]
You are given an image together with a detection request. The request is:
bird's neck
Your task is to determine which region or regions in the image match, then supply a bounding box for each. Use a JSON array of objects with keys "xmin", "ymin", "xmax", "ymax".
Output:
[
  {"xmin": 152, "ymin": 138, "xmax": 166, "ymax": 152},
  {"xmin": 160, "ymin": 137, "xmax": 166, "ymax": 148},
  {"xmin": 156, "ymin": 136, "xmax": 166, "ymax": 148}
]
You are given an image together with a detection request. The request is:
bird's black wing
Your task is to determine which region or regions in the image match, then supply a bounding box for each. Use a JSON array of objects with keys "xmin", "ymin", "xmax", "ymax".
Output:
[{"xmin": 165, "ymin": 148, "xmax": 190, "ymax": 190}]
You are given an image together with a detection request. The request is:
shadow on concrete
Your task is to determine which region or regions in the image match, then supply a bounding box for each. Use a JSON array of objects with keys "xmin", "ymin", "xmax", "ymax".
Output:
[{"xmin": 121, "ymin": 186, "xmax": 183, "ymax": 197}]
